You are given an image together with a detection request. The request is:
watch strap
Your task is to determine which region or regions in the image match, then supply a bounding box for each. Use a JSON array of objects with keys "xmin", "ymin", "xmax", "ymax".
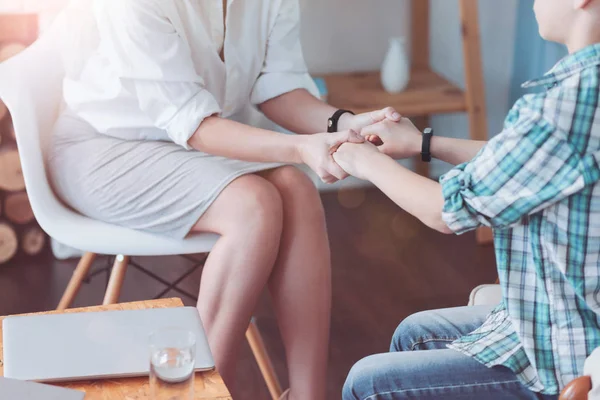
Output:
[
  {"xmin": 421, "ymin": 127, "xmax": 433, "ymax": 163},
  {"xmin": 327, "ymin": 109, "xmax": 355, "ymax": 133}
]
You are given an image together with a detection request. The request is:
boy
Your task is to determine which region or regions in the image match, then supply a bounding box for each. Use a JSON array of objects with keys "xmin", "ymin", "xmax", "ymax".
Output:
[{"xmin": 334, "ymin": 0, "xmax": 600, "ymax": 399}]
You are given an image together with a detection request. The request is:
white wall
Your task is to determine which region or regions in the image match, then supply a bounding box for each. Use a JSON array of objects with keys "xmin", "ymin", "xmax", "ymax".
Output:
[
  {"xmin": 429, "ymin": 0, "xmax": 518, "ymax": 176},
  {"xmin": 300, "ymin": 0, "xmax": 519, "ymax": 178},
  {"xmin": 299, "ymin": 0, "xmax": 411, "ymax": 73}
]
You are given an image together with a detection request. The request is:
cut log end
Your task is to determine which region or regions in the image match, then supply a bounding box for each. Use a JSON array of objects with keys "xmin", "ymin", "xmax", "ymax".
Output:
[
  {"xmin": 0, "ymin": 222, "xmax": 18, "ymax": 264},
  {"xmin": 4, "ymin": 192, "xmax": 34, "ymax": 225},
  {"xmin": 21, "ymin": 226, "xmax": 46, "ymax": 256},
  {"xmin": 0, "ymin": 149, "xmax": 25, "ymax": 191}
]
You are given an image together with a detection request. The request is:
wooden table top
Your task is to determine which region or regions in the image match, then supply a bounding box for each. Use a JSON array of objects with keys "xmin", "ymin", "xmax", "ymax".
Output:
[{"xmin": 0, "ymin": 298, "xmax": 232, "ymax": 400}]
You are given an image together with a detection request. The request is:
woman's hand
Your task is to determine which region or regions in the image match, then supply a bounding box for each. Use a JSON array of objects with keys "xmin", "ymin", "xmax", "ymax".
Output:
[
  {"xmin": 339, "ymin": 107, "xmax": 402, "ymax": 132},
  {"xmin": 332, "ymin": 141, "xmax": 383, "ymax": 180},
  {"xmin": 360, "ymin": 118, "xmax": 422, "ymax": 159},
  {"xmin": 298, "ymin": 130, "xmax": 365, "ymax": 183}
]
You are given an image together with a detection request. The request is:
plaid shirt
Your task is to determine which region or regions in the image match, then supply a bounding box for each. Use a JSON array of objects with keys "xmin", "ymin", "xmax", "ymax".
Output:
[{"xmin": 440, "ymin": 44, "xmax": 600, "ymax": 395}]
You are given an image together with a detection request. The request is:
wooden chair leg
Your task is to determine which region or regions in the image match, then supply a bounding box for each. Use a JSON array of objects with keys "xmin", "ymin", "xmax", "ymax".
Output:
[
  {"xmin": 103, "ymin": 255, "xmax": 129, "ymax": 305},
  {"xmin": 245, "ymin": 319, "xmax": 282, "ymax": 400},
  {"xmin": 57, "ymin": 252, "xmax": 97, "ymax": 310}
]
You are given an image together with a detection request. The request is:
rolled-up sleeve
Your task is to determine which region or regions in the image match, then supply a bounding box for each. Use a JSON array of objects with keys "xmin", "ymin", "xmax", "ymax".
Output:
[
  {"xmin": 440, "ymin": 101, "xmax": 589, "ymax": 234},
  {"xmin": 250, "ymin": 0, "xmax": 319, "ymax": 105},
  {"xmin": 95, "ymin": 0, "xmax": 221, "ymax": 149}
]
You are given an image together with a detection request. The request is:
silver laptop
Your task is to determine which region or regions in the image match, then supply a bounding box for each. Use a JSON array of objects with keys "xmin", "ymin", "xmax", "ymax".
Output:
[
  {"xmin": 2, "ymin": 307, "xmax": 214, "ymax": 382},
  {"xmin": 0, "ymin": 377, "xmax": 85, "ymax": 400}
]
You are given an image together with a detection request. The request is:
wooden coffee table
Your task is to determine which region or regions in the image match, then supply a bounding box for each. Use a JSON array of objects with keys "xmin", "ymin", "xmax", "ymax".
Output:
[{"xmin": 0, "ymin": 298, "xmax": 232, "ymax": 400}]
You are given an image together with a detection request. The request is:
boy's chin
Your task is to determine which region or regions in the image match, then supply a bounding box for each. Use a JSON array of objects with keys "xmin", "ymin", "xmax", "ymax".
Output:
[
  {"xmin": 538, "ymin": 29, "xmax": 551, "ymax": 41},
  {"xmin": 538, "ymin": 27, "xmax": 562, "ymax": 44}
]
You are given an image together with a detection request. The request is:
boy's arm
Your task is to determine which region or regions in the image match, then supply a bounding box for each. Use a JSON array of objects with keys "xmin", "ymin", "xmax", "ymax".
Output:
[
  {"xmin": 332, "ymin": 142, "xmax": 451, "ymax": 233},
  {"xmin": 337, "ymin": 102, "xmax": 591, "ymax": 235},
  {"xmin": 437, "ymin": 112, "xmax": 588, "ymax": 234},
  {"xmin": 430, "ymin": 136, "xmax": 487, "ymax": 166},
  {"xmin": 363, "ymin": 150, "xmax": 452, "ymax": 234}
]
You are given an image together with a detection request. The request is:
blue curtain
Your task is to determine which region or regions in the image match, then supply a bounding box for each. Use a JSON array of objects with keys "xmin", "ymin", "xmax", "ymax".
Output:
[{"xmin": 510, "ymin": 0, "xmax": 567, "ymax": 105}]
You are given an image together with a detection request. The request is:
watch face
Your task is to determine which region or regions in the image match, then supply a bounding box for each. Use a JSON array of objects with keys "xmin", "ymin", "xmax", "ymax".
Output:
[
  {"xmin": 328, "ymin": 120, "xmax": 333, "ymax": 128},
  {"xmin": 424, "ymin": 127, "xmax": 433, "ymax": 135}
]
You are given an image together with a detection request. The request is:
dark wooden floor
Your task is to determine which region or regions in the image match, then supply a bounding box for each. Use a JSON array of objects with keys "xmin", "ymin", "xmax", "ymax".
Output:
[{"xmin": 0, "ymin": 188, "xmax": 497, "ymax": 399}]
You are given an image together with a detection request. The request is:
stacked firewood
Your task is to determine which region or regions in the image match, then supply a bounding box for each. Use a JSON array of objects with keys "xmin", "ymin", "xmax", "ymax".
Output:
[{"xmin": 0, "ymin": 15, "xmax": 46, "ymax": 264}]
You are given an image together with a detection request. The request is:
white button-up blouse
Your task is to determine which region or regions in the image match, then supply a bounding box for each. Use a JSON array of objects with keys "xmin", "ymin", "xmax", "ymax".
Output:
[{"xmin": 62, "ymin": 0, "xmax": 318, "ymax": 149}]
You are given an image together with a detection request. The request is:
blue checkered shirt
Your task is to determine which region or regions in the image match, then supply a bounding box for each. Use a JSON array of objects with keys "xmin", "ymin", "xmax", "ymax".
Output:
[{"xmin": 440, "ymin": 44, "xmax": 600, "ymax": 395}]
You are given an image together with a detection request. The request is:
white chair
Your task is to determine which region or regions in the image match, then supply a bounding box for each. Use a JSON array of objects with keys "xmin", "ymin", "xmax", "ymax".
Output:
[
  {"xmin": 467, "ymin": 283, "xmax": 503, "ymax": 307},
  {"xmin": 0, "ymin": 12, "xmax": 283, "ymax": 399}
]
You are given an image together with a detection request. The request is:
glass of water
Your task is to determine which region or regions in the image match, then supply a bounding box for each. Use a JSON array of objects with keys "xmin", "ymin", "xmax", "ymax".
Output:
[{"xmin": 149, "ymin": 328, "xmax": 196, "ymax": 400}]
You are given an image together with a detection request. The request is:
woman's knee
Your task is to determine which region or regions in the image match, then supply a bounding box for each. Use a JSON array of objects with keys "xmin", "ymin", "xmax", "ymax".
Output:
[
  {"xmin": 229, "ymin": 175, "xmax": 283, "ymax": 232},
  {"xmin": 193, "ymin": 174, "xmax": 283, "ymax": 237},
  {"xmin": 264, "ymin": 166, "xmax": 325, "ymax": 222}
]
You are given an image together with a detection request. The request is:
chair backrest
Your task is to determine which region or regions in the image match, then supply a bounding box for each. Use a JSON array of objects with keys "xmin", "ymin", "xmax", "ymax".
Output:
[
  {"xmin": 0, "ymin": 11, "xmax": 220, "ymax": 255},
  {"xmin": 0, "ymin": 13, "xmax": 78, "ymax": 240}
]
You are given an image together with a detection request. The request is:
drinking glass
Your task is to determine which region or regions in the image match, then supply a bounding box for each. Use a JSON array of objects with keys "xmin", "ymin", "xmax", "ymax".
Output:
[{"xmin": 149, "ymin": 328, "xmax": 196, "ymax": 400}]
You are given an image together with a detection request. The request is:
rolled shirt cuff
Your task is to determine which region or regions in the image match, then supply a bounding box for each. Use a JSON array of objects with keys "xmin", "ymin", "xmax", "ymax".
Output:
[
  {"xmin": 164, "ymin": 90, "xmax": 222, "ymax": 150},
  {"xmin": 250, "ymin": 72, "xmax": 319, "ymax": 105},
  {"xmin": 440, "ymin": 167, "xmax": 489, "ymax": 234}
]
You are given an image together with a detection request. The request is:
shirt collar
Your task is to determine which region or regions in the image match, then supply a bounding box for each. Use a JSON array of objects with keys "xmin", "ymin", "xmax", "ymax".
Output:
[{"xmin": 522, "ymin": 43, "xmax": 600, "ymax": 89}]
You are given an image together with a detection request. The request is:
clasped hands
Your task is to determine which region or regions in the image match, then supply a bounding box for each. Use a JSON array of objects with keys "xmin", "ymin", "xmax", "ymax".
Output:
[{"xmin": 299, "ymin": 107, "xmax": 422, "ymax": 183}]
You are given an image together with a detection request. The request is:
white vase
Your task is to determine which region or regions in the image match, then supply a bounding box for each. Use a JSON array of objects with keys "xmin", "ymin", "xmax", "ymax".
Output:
[{"xmin": 381, "ymin": 37, "xmax": 410, "ymax": 94}]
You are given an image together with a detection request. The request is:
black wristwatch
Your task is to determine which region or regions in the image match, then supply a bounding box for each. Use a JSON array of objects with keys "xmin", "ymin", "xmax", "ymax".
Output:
[
  {"xmin": 421, "ymin": 127, "xmax": 434, "ymax": 162},
  {"xmin": 327, "ymin": 109, "xmax": 355, "ymax": 133}
]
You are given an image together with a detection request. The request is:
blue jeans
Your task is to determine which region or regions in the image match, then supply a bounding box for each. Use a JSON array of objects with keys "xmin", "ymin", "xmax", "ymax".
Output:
[{"xmin": 343, "ymin": 306, "xmax": 558, "ymax": 400}]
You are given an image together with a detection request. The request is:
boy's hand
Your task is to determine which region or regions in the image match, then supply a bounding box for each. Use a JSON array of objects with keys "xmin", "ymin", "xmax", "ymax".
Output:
[
  {"xmin": 298, "ymin": 130, "xmax": 364, "ymax": 184},
  {"xmin": 360, "ymin": 118, "xmax": 422, "ymax": 159},
  {"xmin": 339, "ymin": 107, "xmax": 402, "ymax": 132},
  {"xmin": 333, "ymin": 141, "xmax": 382, "ymax": 180}
]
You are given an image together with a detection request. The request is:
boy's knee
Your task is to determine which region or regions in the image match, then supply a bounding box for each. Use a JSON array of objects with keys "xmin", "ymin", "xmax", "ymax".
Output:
[
  {"xmin": 343, "ymin": 355, "xmax": 386, "ymax": 400},
  {"xmin": 391, "ymin": 312, "xmax": 421, "ymax": 352},
  {"xmin": 390, "ymin": 310, "xmax": 439, "ymax": 352}
]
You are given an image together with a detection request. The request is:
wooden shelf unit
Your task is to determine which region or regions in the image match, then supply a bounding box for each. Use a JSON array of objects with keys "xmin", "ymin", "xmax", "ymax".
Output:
[
  {"xmin": 321, "ymin": 67, "xmax": 466, "ymax": 117},
  {"xmin": 319, "ymin": 0, "xmax": 492, "ymax": 244},
  {"xmin": 318, "ymin": 0, "xmax": 489, "ymax": 156}
]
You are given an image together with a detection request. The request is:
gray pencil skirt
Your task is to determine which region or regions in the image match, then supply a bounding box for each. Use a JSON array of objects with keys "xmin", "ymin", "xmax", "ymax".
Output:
[{"xmin": 47, "ymin": 112, "xmax": 282, "ymax": 238}]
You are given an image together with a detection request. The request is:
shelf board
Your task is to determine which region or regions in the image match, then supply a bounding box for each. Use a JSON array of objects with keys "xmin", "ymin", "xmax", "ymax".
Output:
[{"xmin": 319, "ymin": 67, "xmax": 467, "ymax": 117}]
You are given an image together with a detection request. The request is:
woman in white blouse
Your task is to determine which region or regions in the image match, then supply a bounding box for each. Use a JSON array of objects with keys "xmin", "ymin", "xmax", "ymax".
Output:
[{"xmin": 49, "ymin": 0, "xmax": 399, "ymax": 398}]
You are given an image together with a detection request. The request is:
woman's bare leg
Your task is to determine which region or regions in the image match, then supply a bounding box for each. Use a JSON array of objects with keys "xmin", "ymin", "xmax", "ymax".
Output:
[
  {"xmin": 190, "ymin": 174, "xmax": 283, "ymax": 393},
  {"xmin": 261, "ymin": 166, "xmax": 332, "ymax": 400}
]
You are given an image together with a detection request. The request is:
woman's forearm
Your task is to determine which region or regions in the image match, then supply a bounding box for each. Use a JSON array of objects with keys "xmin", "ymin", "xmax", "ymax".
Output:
[
  {"xmin": 364, "ymin": 154, "xmax": 452, "ymax": 234},
  {"xmin": 431, "ymin": 136, "xmax": 487, "ymax": 166},
  {"xmin": 188, "ymin": 116, "xmax": 302, "ymax": 163},
  {"xmin": 259, "ymin": 89, "xmax": 339, "ymax": 134}
]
